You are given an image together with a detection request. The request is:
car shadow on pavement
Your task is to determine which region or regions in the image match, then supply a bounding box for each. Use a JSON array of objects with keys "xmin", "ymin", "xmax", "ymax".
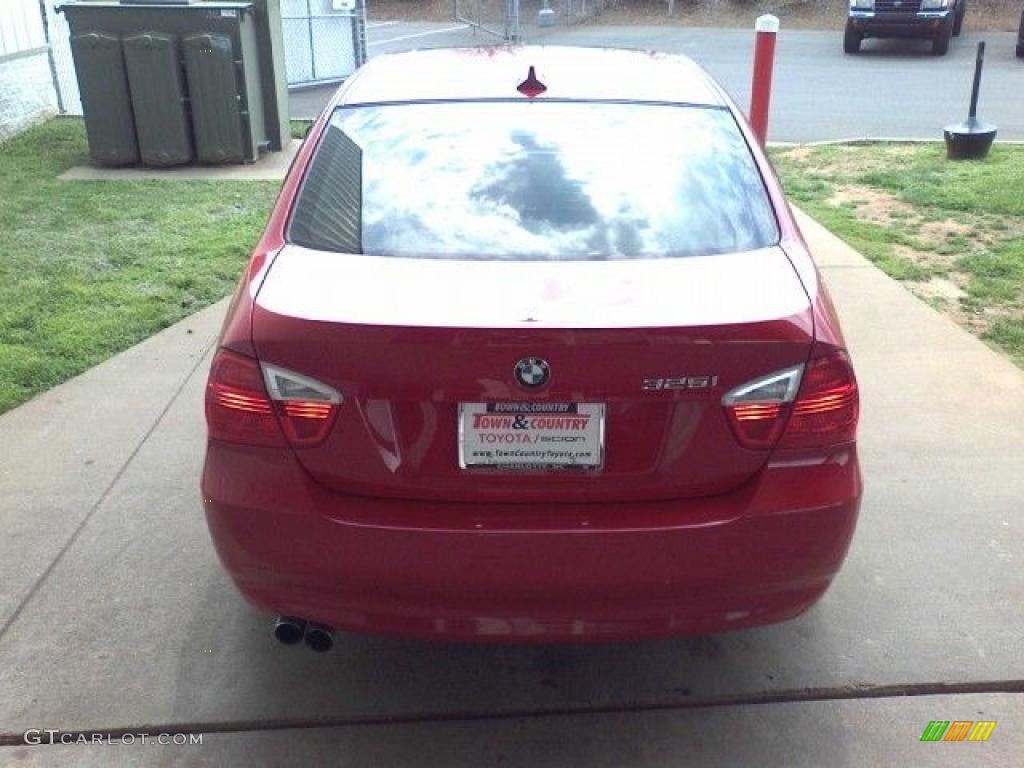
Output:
[{"xmin": 169, "ymin": 567, "xmax": 837, "ymax": 730}]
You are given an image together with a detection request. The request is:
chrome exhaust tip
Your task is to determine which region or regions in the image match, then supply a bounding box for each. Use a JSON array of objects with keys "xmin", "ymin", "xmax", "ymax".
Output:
[
  {"xmin": 272, "ymin": 616, "xmax": 306, "ymax": 646},
  {"xmin": 303, "ymin": 622, "xmax": 334, "ymax": 653}
]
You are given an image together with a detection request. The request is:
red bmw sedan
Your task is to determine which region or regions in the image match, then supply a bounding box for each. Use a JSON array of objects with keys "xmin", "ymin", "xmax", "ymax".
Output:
[{"xmin": 201, "ymin": 47, "xmax": 861, "ymax": 649}]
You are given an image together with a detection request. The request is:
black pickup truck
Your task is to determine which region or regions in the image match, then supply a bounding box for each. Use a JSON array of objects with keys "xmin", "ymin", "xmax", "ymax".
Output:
[{"xmin": 845, "ymin": 0, "xmax": 967, "ymax": 55}]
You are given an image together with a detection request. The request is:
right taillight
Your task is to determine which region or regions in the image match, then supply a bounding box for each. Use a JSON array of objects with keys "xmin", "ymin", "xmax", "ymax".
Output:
[
  {"xmin": 205, "ymin": 349, "xmax": 341, "ymax": 448},
  {"xmin": 777, "ymin": 351, "xmax": 859, "ymax": 449},
  {"xmin": 723, "ymin": 363, "xmax": 804, "ymax": 450},
  {"xmin": 723, "ymin": 351, "xmax": 859, "ymax": 450}
]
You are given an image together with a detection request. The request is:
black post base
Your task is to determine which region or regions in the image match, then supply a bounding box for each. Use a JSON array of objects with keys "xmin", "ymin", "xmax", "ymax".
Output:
[{"xmin": 944, "ymin": 119, "xmax": 997, "ymax": 160}]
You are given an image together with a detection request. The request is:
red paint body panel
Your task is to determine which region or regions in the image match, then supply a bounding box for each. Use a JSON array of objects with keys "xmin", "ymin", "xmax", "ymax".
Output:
[
  {"xmin": 250, "ymin": 245, "xmax": 817, "ymax": 501},
  {"xmin": 250, "ymin": 318, "xmax": 810, "ymax": 502},
  {"xmin": 202, "ymin": 47, "xmax": 862, "ymax": 642},
  {"xmin": 202, "ymin": 441, "xmax": 861, "ymax": 641}
]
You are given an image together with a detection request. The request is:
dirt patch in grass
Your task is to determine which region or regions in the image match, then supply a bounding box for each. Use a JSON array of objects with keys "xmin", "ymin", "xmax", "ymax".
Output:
[
  {"xmin": 915, "ymin": 276, "xmax": 967, "ymax": 303},
  {"xmin": 891, "ymin": 243, "xmax": 956, "ymax": 273},
  {"xmin": 772, "ymin": 142, "xmax": 1024, "ymax": 367},
  {"xmin": 825, "ymin": 184, "xmax": 983, "ymax": 273},
  {"xmin": 910, "ymin": 275, "xmax": 972, "ymax": 320},
  {"xmin": 919, "ymin": 218, "xmax": 974, "ymax": 243},
  {"xmin": 828, "ymin": 185, "xmax": 920, "ymax": 224}
]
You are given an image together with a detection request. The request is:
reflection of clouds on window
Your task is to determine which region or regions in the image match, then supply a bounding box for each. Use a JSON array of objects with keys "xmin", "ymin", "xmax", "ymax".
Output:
[
  {"xmin": 290, "ymin": 102, "xmax": 779, "ymax": 261},
  {"xmin": 472, "ymin": 131, "xmax": 599, "ymax": 236}
]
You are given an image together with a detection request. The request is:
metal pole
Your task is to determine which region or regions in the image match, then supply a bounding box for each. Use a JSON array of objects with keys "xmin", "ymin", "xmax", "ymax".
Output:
[
  {"xmin": 506, "ymin": 0, "xmax": 519, "ymax": 42},
  {"xmin": 748, "ymin": 15, "xmax": 779, "ymax": 147},
  {"xmin": 38, "ymin": 0, "xmax": 65, "ymax": 114},
  {"xmin": 306, "ymin": 0, "xmax": 316, "ymax": 81},
  {"xmin": 350, "ymin": 0, "xmax": 367, "ymax": 68},
  {"xmin": 358, "ymin": 0, "xmax": 367, "ymax": 67},
  {"xmin": 968, "ymin": 41, "xmax": 985, "ymax": 121}
]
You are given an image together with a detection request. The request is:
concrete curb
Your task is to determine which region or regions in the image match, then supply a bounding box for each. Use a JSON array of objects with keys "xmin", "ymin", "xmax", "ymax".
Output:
[
  {"xmin": 59, "ymin": 143, "xmax": 300, "ymax": 182},
  {"xmin": 769, "ymin": 137, "xmax": 1024, "ymax": 147}
]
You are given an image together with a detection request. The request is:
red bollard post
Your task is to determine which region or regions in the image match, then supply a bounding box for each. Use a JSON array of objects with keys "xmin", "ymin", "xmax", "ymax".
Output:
[{"xmin": 749, "ymin": 14, "xmax": 779, "ymax": 147}]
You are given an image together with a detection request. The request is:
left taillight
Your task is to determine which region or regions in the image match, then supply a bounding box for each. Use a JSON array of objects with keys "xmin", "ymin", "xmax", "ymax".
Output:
[
  {"xmin": 261, "ymin": 361, "xmax": 342, "ymax": 447},
  {"xmin": 205, "ymin": 349, "xmax": 341, "ymax": 448}
]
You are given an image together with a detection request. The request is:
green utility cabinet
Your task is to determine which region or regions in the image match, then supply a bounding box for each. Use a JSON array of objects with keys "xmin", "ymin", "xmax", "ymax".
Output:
[{"xmin": 58, "ymin": 1, "xmax": 290, "ymax": 167}]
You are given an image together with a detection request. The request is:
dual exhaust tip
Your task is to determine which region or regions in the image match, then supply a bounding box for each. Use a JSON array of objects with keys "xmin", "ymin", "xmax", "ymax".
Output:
[{"xmin": 273, "ymin": 616, "xmax": 334, "ymax": 653}]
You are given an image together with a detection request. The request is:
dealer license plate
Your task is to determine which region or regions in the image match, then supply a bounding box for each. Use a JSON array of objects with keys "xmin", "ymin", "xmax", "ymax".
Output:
[{"xmin": 458, "ymin": 402, "xmax": 605, "ymax": 470}]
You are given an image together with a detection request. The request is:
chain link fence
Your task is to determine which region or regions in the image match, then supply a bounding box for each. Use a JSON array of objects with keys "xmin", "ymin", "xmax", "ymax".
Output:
[
  {"xmin": 453, "ymin": 0, "xmax": 519, "ymax": 41},
  {"xmin": 523, "ymin": 0, "xmax": 612, "ymax": 34},
  {"xmin": 281, "ymin": 0, "xmax": 367, "ymax": 87},
  {"xmin": 453, "ymin": 0, "xmax": 611, "ymax": 42}
]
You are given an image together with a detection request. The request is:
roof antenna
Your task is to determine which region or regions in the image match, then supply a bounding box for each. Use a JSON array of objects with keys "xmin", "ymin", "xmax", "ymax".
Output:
[{"xmin": 517, "ymin": 66, "xmax": 547, "ymax": 99}]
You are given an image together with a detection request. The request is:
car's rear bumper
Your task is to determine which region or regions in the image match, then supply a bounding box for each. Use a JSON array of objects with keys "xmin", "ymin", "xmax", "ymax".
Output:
[
  {"xmin": 202, "ymin": 441, "xmax": 862, "ymax": 643},
  {"xmin": 849, "ymin": 11, "xmax": 951, "ymax": 38}
]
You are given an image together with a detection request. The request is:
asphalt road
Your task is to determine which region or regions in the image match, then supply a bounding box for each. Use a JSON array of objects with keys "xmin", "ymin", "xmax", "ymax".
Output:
[{"xmin": 289, "ymin": 21, "xmax": 1024, "ymax": 143}]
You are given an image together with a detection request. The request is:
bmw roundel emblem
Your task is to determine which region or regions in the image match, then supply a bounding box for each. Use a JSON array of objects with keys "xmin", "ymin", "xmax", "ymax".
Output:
[{"xmin": 514, "ymin": 357, "xmax": 550, "ymax": 389}]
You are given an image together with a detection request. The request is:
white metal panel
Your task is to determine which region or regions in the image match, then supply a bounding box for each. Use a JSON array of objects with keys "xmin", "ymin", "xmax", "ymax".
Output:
[
  {"xmin": 0, "ymin": 0, "xmax": 46, "ymax": 57},
  {"xmin": 43, "ymin": 0, "xmax": 366, "ymax": 115}
]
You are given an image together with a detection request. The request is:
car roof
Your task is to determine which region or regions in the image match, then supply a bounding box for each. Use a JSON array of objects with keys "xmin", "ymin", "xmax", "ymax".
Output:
[{"xmin": 339, "ymin": 46, "xmax": 729, "ymax": 108}]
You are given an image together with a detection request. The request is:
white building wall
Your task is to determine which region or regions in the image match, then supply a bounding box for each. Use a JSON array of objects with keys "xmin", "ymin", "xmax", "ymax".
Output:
[
  {"xmin": 0, "ymin": 0, "xmax": 58, "ymax": 140},
  {"xmin": 0, "ymin": 50, "xmax": 58, "ymax": 141}
]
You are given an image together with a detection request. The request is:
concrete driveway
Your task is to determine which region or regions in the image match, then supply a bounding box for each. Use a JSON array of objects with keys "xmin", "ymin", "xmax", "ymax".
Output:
[
  {"xmin": 289, "ymin": 23, "xmax": 1024, "ymax": 142},
  {"xmin": 1, "ymin": 210, "xmax": 1022, "ymax": 765}
]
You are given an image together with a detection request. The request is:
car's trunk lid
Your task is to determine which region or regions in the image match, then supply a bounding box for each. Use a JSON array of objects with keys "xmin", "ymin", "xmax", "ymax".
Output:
[{"xmin": 251, "ymin": 244, "xmax": 814, "ymax": 503}]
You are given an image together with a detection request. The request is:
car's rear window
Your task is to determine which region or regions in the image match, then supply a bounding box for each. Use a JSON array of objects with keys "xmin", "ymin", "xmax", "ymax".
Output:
[{"xmin": 289, "ymin": 101, "xmax": 779, "ymax": 260}]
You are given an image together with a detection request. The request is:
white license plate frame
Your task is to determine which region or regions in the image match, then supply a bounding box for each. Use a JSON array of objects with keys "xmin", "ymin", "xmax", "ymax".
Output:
[{"xmin": 458, "ymin": 402, "xmax": 605, "ymax": 470}]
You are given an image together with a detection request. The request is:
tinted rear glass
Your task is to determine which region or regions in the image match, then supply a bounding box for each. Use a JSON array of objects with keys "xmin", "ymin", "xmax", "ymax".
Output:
[{"xmin": 289, "ymin": 102, "xmax": 779, "ymax": 260}]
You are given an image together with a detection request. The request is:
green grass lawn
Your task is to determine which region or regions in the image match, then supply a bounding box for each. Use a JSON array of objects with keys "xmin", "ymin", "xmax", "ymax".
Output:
[
  {"xmin": 771, "ymin": 142, "xmax": 1024, "ymax": 367},
  {"xmin": 0, "ymin": 118, "xmax": 280, "ymax": 414}
]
